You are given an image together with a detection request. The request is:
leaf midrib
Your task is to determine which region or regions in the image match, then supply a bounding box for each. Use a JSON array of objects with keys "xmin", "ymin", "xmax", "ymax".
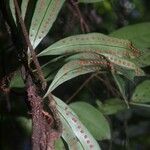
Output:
[{"xmin": 33, "ymin": 0, "xmax": 53, "ymax": 47}]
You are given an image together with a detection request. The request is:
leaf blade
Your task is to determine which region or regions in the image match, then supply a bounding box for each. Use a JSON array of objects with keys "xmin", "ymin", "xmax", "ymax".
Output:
[
  {"xmin": 110, "ymin": 22, "xmax": 150, "ymax": 49},
  {"xmin": 69, "ymin": 101, "xmax": 111, "ymax": 140},
  {"xmin": 96, "ymin": 99, "xmax": 127, "ymax": 115},
  {"xmin": 44, "ymin": 54, "xmax": 109, "ymax": 95},
  {"xmin": 38, "ymin": 33, "xmax": 138, "ymax": 59},
  {"xmin": 54, "ymin": 96, "xmax": 101, "ymax": 150},
  {"xmin": 29, "ymin": 0, "xmax": 65, "ymax": 48},
  {"xmin": 131, "ymin": 80, "xmax": 150, "ymax": 103}
]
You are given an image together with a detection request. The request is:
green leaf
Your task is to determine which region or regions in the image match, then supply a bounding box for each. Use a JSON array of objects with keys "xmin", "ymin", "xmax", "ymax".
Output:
[
  {"xmin": 60, "ymin": 115, "xmax": 83, "ymax": 149},
  {"xmin": 40, "ymin": 56, "xmax": 65, "ymax": 81},
  {"xmin": 39, "ymin": 33, "xmax": 144, "ymax": 81},
  {"xmin": 54, "ymin": 96, "xmax": 101, "ymax": 150},
  {"xmin": 44, "ymin": 52, "xmax": 144, "ymax": 96},
  {"xmin": 65, "ymin": 53, "xmax": 143, "ymax": 77},
  {"xmin": 9, "ymin": 0, "xmax": 16, "ymax": 23},
  {"xmin": 39, "ymin": 33, "xmax": 144, "ymax": 83},
  {"xmin": 44, "ymin": 56, "xmax": 108, "ymax": 95},
  {"xmin": 110, "ymin": 22, "xmax": 150, "ymax": 49},
  {"xmin": 9, "ymin": 0, "xmax": 30, "ymax": 23},
  {"xmin": 96, "ymin": 99, "xmax": 127, "ymax": 115},
  {"xmin": 102, "ymin": 54, "xmax": 144, "ymax": 77},
  {"xmin": 21, "ymin": 0, "xmax": 29, "ymax": 20},
  {"xmin": 29, "ymin": 0, "xmax": 65, "ymax": 48},
  {"xmin": 38, "ymin": 33, "xmax": 138, "ymax": 59},
  {"xmin": 79, "ymin": 0, "xmax": 103, "ymax": 3},
  {"xmin": 16, "ymin": 117, "xmax": 32, "ymax": 136},
  {"xmin": 110, "ymin": 23, "xmax": 150, "ymax": 67},
  {"xmin": 69, "ymin": 101, "xmax": 111, "ymax": 140},
  {"xmin": 54, "ymin": 138, "xmax": 65, "ymax": 150},
  {"xmin": 131, "ymin": 80, "xmax": 150, "ymax": 103},
  {"xmin": 132, "ymin": 50, "xmax": 150, "ymax": 67},
  {"xmin": 112, "ymin": 74, "xmax": 128, "ymax": 104},
  {"xmin": 9, "ymin": 71, "xmax": 25, "ymax": 88}
]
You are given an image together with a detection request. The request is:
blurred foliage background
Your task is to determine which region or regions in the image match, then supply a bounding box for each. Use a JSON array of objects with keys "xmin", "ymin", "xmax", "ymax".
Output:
[{"xmin": 0, "ymin": 0, "xmax": 150, "ymax": 150}]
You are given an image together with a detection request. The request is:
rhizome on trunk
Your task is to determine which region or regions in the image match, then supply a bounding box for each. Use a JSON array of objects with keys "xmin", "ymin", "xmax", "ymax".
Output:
[{"xmin": 0, "ymin": 0, "xmax": 62, "ymax": 150}]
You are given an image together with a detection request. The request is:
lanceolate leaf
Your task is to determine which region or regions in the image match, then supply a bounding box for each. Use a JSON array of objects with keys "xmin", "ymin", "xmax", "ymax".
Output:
[
  {"xmin": 9, "ymin": 0, "xmax": 16, "ymax": 23},
  {"xmin": 39, "ymin": 33, "xmax": 144, "ymax": 83},
  {"xmin": 65, "ymin": 52, "xmax": 103, "ymax": 61},
  {"xmin": 112, "ymin": 74, "xmax": 127, "ymax": 101},
  {"xmin": 45, "ymin": 61, "xmax": 102, "ymax": 94},
  {"xmin": 110, "ymin": 22, "xmax": 150, "ymax": 68},
  {"xmin": 41, "ymin": 53, "xmax": 144, "ymax": 86},
  {"xmin": 29, "ymin": 0, "xmax": 65, "ymax": 48},
  {"xmin": 102, "ymin": 54, "xmax": 144, "ymax": 76},
  {"xmin": 38, "ymin": 33, "xmax": 139, "ymax": 59},
  {"xmin": 9, "ymin": 0, "xmax": 30, "ymax": 23},
  {"xmin": 131, "ymin": 80, "xmax": 150, "ymax": 103},
  {"xmin": 69, "ymin": 102, "xmax": 111, "ymax": 140},
  {"xmin": 110, "ymin": 22, "xmax": 150, "ymax": 49},
  {"xmin": 44, "ymin": 52, "xmax": 144, "ymax": 96},
  {"xmin": 60, "ymin": 115, "xmax": 84, "ymax": 149},
  {"xmin": 66, "ymin": 52, "xmax": 144, "ymax": 76},
  {"xmin": 21, "ymin": 0, "xmax": 29, "ymax": 20},
  {"xmin": 54, "ymin": 96, "xmax": 101, "ymax": 150},
  {"xmin": 44, "ymin": 57, "xmax": 109, "ymax": 95},
  {"xmin": 9, "ymin": 0, "xmax": 65, "ymax": 48}
]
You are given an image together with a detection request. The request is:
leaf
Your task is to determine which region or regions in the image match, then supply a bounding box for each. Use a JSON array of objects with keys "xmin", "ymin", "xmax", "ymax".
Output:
[
  {"xmin": 110, "ymin": 22, "xmax": 150, "ymax": 49},
  {"xmin": 79, "ymin": 0, "xmax": 103, "ymax": 3},
  {"xmin": 41, "ymin": 56, "xmax": 65, "ymax": 81},
  {"xmin": 44, "ymin": 52, "xmax": 144, "ymax": 96},
  {"xmin": 45, "ymin": 60, "xmax": 101, "ymax": 94},
  {"xmin": 54, "ymin": 96, "xmax": 101, "ymax": 150},
  {"xmin": 9, "ymin": 0, "xmax": 29, "ymax": 23},
  {"xmin": 60, "ymin": 115, "xmax": 84, "ymax": 149},
  {"xmin": 69, "ymin": 101, "xmax": 111, "ymax": 140},
  {"xmin": 132, "ymin": 50, "xmax": 150, "ymax": 67},
  {"xmin": 21, "ymin": 0, "xmax": 29, "ymax": 20},
  {"xmin": 38, "ymin": 33, "xmax": 138, "ymax": 59},
  {"xmin": 110, "ymin": 23, "xmax": 150, "ymax": 67},
  {"xmin": 44, "ymin": 56, "xmax": 108, "ymax": 95},
  {"xmin": 131, "ymin": 80, "xmax": 150, "ymax": 103},
  {"xmin": 65, "ymin": 52, "xmax": 143, "ymax": 77},
  {"xmin": 9, "ymin": 71, "xmax": 25, "ymax": 88},
  {"xmin": 102, "ymin": 54, "xmax": 144, "ymax": 77},
  {"xmin": 16, "ymin": 117, "xmax": 32, "ymax": 136},
  {"xmin": 65, "ymin": 52, "xmax": 103, "ymax": 61},
  {"xmin": 9, "ymin": 0, "xmax": 16, "ymax": 23},
  {"xmin": 39, "ymin": 33, "xmax": 144, "ymax": 82},
  {"xmin": 54, "ymin": 138, "xmax": 65, "ymax": 150},
  {"xmin": 112, "ymin": 74, "xmax": 127, "ymax": 101},
  {"xmin": 96, "ymin": 99, "xmax": 127, "ymax": 115},
  {"xmin": 29, "ymin": 0, "xmax": 65, "ymax": 48}
]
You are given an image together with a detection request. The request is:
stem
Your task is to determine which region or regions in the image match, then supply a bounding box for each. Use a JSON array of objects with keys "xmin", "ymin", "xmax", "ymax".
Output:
[
  {"xmin": 130, "ymin": 102, "xmax": 150, "ymax": 108},
  {"xmin": 13, "ymin": 0, "xmax": 62, "ymax": 148},
  {"xmin": 70, "ymin": 0, "xmax": 90, "ymax": 33},
  {"xmin": 13, "ymin": 0, "xmax": 46, "ymax": 89},
  {"xmin": 95, "ymin": 74, "xmax": 120, "ymax": 97}
]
